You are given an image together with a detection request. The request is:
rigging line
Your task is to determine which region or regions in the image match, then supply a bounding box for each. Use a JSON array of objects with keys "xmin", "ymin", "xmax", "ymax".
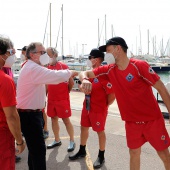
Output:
[
  {"xmin": 163, "ymin": 39, "xmax": 169, "ymax": 56},
  {"xmin": 55, "ymin": 16, "xmax": 62, "ymax": 48},
  {"xmin": 43, "ymin": 4, "xmax": 50, "ymax": 45},
  {"xmin": 97, "ymin": 20, "xmax": 105, "ymax": 47}
]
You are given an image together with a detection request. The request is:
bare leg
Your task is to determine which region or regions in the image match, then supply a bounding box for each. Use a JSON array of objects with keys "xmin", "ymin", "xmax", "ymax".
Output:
[
  {"xmin": 129, "ymin": 148, "xmax": 141, "ymax": 170},
  {"xmin": 62, "ymin": 118, "xmax": 74, "ymax": 141},
  {"xmin": 80, "ymin": 126, "xmax": 89, "ymax": 145},
  {"xmin": 51, "ymin": 116, "xmax": 60, "ymax": 142},
  {"xmin": 97, "ymin": 131, "xmax": 106, "ymax": 151},
  {"xmin": 157, "ymin": 148, "xmax": 170, "ymax": 170}
]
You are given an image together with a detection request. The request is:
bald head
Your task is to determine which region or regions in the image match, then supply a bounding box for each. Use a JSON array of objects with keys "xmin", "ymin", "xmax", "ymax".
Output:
[{"xmin": 46, "ymin": 47, "xmax": 58, "ymax": 58}]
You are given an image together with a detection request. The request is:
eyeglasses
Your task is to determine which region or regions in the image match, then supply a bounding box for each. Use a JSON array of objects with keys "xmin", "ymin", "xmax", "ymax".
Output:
[
  {"xmin": 33, "ymin": 51, "xmax": 46, "ymax": 55},
  {"xmin": 7, "ymin": 49, "xmax": 15, "ymax": 55}
]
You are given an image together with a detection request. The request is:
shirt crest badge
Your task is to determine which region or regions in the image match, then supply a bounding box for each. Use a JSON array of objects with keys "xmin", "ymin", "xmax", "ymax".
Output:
[
  {"xmin": 107, "ymin": 82, "xmax": 112, "ymax": 89},
  {"xmin": 94, "ymin": 78, "xmax": 99, "ymax": 83},
  {"xmin": 148, "ymin": 67, "xmax": 154, "ymax": 74},
  {"xmin": 126, "ymin": 73, "xmax": 134, "ymax": 82}
]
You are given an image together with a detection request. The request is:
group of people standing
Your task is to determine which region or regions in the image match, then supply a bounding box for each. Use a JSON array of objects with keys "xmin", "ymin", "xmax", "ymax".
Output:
[{"xmin": 1, "ymin": 35, "xmax": 170, "ymax": 170}]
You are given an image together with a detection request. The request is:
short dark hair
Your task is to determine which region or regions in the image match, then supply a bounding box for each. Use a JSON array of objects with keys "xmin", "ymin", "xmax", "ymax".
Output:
[
  {"xmin": 26, "ymin": 42, "xmax": 43, "ymax": 59},
  {"xmin": 0, "ymin": 35, "xmax": 13, "ymax": 55},
  {"xmin": 48, "ymin": 47, "xmax": 58, "ymax": 56},
  {"xmin": 120, "ymin": 46, "xmax": 127, "ymax": 53}
]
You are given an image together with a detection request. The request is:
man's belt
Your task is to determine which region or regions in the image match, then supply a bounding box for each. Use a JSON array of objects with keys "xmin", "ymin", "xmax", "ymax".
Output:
[{"xmin": 17, "ymin": 109, "xmax": 41, "ymax": 113}]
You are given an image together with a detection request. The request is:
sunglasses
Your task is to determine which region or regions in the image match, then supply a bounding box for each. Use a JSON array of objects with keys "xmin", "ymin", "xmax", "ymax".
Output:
[
  {"xmin": 88, "ymin": 56, "xmax": 96, "ymax": 60},
  {"xmin": 33, "ymin": 51, "xmax": 46, "ymax": 55},
  {"xmin": 7, "ymin": 49, "xmax": 15, "ymax": 55}
]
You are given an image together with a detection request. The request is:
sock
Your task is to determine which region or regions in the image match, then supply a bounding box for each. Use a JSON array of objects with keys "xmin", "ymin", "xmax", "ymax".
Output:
[
  {"xmin": 78, "ymin": 145, "xmax": 86, "ymax": 154},
  {"xmin": 98, "ymin": 150, "xmax": 105, "ymax": 161}
]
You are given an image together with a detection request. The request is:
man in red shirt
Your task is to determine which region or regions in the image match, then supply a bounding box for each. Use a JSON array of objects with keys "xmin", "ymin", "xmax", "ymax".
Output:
[
  {"xmin": 0, "ymin": 36, "xmax": 25, "ymax": 170},
  {"xmin": 17, "ymin": 46, "xmax": 27, "ymax": 67},
  {"xmin": 79, "ymin": 37, "xmax": 170, "ymax": 170},
  {"xmin": 46, "ymin": 47, "xmax": 75, "ymax": 152},
  {"xmin": 69, "ymin": 48, "xmax": 115, "ymax": 169}
]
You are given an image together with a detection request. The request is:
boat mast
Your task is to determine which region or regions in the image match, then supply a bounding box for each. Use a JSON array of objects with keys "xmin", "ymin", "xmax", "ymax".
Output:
[
  {"xmin": 61, "ymin": 4, "xmax": 64, "ymax": 57},
  {"xmin": 98, "ymin": 18, "xmax": 100, "ymax": 47},
  {"xmin": 50, "ymin": 3, "xmax": 52, "ymax": 46},
  {"xmin": 105, "ymin": 14, "xmax": 107, "ymax": 42},
  {"xmin": 147, "ymin": 29, "xmax": 149, "ymax": 54},
  {"xmin": 43, "ymin": 3, "xmax": 50, "ymax": 45},
  {"xmin": 139, "ymin": 26, "xmax": 142, "ymax": 55}
]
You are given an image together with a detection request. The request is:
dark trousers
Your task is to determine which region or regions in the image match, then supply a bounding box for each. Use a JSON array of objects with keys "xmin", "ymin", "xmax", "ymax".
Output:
[{"xmin": 19, "ymin": 111, "xmax": 46, "ymax": 170}]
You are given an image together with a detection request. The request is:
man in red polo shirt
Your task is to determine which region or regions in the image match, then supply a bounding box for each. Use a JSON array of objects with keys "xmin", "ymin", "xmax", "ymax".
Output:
[
  {"xmin": 17, "ymin": 46, "xmax": 27, "ymax": 67},
  {"xmin": 0, "ymin": 36, "xmax": 25, "ymax": 170},
  {"xmin": 79, "ymin": 37, "xmax": 170, "ymax": 170},
  {"xmin": 46, "ymin": 47, "xmax": 75, "ymax": 152},
  {"xmin": 69, "ymin": 48, "xmax": 115, "ymax": 169}
]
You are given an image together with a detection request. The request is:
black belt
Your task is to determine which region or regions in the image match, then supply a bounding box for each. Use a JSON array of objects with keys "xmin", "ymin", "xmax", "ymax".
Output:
[{"xmin": 18, "ymin": 109, "xmax": 42, "ymax": 113}]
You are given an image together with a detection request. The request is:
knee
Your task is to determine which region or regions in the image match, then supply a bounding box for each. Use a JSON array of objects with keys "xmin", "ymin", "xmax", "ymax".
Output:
[
  {"xmin": 157, "ymin": 149, "xmax": 170, "ymax": 161},
  {"xmin": 63, "ymin": 118, "xmax": 70, "ymax": 125},
  {"xmin": 129, "ymin": 148, "xmax": 141, "ymax": 157},
  {"xmin": 97, "ymin": 131, "xmax": 105, "ymax": 137},
  {"xmin": 81, "ymin": 126, "xmax": 89, "ymax": 133}
]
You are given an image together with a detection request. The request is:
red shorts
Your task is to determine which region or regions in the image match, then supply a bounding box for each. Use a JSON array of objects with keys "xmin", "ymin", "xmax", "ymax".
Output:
[
  {"xmin": 0, "ymin": 127, "xmax": 15, "ymax": 170},
  {"xmin": 125, "ymin": 117, "xmax": 170, "ymax": 151},
  {"xmin": 47, "ymin": 100, "xmax": 71, "ymax": 118},
  {"xmin": 81, "ymin": 108, "xmax": 107, "ymax": 132}
]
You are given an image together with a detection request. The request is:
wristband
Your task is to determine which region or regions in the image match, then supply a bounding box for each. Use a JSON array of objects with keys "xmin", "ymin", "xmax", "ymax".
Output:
[{"xmin": 16, "ymin": 139, "xmax": 24, "ymax": 146}]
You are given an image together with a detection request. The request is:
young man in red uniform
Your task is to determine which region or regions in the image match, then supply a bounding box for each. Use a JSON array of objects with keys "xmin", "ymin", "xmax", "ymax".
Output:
[
  {"xmin": 69, "ymin": 48, "xmax": 115, "ymax": 169},
  {"xmin": 0, "ymin": 36, "xmax": 25, "ymax": 170},
  {"xmin": 79, "ymin": 37, "xmax": 170, "ymax": 170},
  {"xmin": 46, "ymin": 47, "xmax": 75, "ymax": 151},
  {"xmin": 17, "ymin": 46, "xmax": 27, "ymax": 67}
]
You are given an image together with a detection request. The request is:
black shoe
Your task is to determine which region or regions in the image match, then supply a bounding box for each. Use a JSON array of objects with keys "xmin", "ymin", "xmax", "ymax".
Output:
[
  {"xmin": 43, "ymin": 130, "xmax": 49, "ymax": 139},
  {"xmin": 15, "ymin": 156, "xmax": 21, "ymax": 163},
  {"xmin": 47, "ymin": 141, "xmax": 62, "ymax": 149},
  {"xmin": 93, "ymin": 157, "xmax": 105, "ymax": 169},
  {"xmin": 69, "ymin": 151, "xmax": 86, "ymax": 160}
]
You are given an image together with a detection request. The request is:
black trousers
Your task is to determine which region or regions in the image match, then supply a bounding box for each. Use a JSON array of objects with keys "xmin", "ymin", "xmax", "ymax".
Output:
[{"xmin": 19, "ymin": 111, "xmax": 46, "ymax": 170}]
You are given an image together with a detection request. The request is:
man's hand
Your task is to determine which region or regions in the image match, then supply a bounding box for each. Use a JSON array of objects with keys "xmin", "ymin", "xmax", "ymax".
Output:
[
  {"xmin": 15, "ymin": 140, "xmax": 26, "ymax": 155},
  {"xmin": 70, "ymin": 70, "xmax": 78, "ymax": 78},
  {"xmin": 81, "ymin": 79, "xmax": 92, "ymax": 94}
]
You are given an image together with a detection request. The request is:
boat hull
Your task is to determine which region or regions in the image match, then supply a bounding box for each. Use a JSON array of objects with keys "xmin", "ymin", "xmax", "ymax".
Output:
[{"xmin": 151, "ymin": 66, "xmax": 170, "ymax": 72}]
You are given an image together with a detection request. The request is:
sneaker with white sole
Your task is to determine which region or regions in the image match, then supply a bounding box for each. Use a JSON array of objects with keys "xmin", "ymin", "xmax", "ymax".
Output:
[
  {"xmin": 47, "ymin": 140, "xmax": 62, "ymax": 149},
  {"xmin": 67, "ymin": 141, "xmax": 75, "ymax": 152}
]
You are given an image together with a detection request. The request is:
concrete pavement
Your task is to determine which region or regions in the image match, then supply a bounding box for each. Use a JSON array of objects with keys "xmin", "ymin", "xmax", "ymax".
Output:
[{"xmin": 16, "ymin": 91, "xmax": 170, "ymax": 170}]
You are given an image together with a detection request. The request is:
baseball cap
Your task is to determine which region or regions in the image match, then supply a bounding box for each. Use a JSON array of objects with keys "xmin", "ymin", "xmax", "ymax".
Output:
[
  {"xmin": 17, "ymin": 46, "xmax": 27, "ymax": 51},
  {"xmin": 88, "ymin": 48, "xmax": 104, "ymax": 59},
  {"xmin": 99, "ymin": 37, "xmax": 128, "ymax": 52}
]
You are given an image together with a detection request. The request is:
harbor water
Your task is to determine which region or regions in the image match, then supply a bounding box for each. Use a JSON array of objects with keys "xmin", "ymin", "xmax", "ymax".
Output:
[{"xmin": 153, "ymin": 72, "xmax": 170, "ymax": 100}]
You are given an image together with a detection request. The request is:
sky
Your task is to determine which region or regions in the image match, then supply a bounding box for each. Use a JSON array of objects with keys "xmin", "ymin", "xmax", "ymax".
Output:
[{"xmin": 1, "ymin": 0, "xmax": 170, "ymax": 57}]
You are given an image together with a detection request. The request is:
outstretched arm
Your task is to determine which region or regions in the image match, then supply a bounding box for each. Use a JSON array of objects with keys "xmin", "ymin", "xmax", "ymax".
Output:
[
  {"xmin": 153, "ymin": 79, "xmax": 170, "ymax": 122},
  {"xmin": 78, "ymin": 71, "xmax": 95, "ymax": 94}
]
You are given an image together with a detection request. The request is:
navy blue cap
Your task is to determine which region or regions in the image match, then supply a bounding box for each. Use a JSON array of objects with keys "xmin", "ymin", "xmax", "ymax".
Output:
[{"xmin": 99, "ymin": 37, "xmax": 128, "ymax": 52}]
